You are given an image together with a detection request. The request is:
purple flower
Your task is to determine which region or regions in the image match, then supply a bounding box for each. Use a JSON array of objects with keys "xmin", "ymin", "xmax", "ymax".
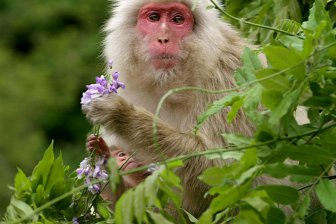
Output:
[
  {"xmin": 88, "ymin": 184, "xmax": 100, "ymax": 194},
  {"xmin": 108, "ymin": 59, "xmax": 113, "ymax": 69},
  {"xmin": 96, "ymin": 75, "xmax": 108, "ymax": 87},
  {"xmin": 72, "ymin": 217, "xmax": 79, "ymax": 224},
  {"xmin": 80, "ymin": 59, "xmax": 125, "ymax": 105},
  {"xmin": 108, "ymin": 85, "xmax": 118, "ymax": 93},
  {"xmin": 76, "ymin": 156, "xmax": 108, "ymax": 194},
  {"xmin": 111, "ymin": 72, "xmax": 125, "ymax": 90},
  {"xmin": 112, "ymin": 71, "xmax": 119, "ymax": 80}
]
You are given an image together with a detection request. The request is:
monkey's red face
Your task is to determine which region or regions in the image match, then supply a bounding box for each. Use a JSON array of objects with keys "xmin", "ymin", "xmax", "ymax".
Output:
[{"xmin": 136, "ymin": 2, "xmax": 194, "ymax": 70}]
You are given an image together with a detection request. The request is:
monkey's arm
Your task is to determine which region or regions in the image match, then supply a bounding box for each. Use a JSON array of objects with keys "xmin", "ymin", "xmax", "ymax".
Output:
[{"xmin": 82, "ymin": 94, "xmax": 207, "ymax": 162}]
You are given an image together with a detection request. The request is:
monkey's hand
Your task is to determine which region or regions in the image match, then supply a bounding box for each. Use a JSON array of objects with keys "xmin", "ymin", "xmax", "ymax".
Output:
[
  {"xmin": 82, "ymin": 93, "xmax": 206, "ymax": 163},
  {"xmin": 82, "ymin": 94, "xmax": 135, "ymax": 132}
]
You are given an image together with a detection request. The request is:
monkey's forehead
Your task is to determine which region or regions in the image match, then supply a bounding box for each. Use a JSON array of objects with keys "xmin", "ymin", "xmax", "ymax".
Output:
[{"xmin": 106, "ymin": 0, "xmax": 221, "ymax": 27}]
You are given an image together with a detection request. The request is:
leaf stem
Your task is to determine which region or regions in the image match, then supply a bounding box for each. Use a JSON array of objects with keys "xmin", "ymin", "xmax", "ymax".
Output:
[{"xmin": 209, "ymin": 0, "xmax": 304, "ymax": 39}]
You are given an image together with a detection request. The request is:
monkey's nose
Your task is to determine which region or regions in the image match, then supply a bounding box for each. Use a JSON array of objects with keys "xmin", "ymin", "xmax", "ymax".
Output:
[{"xmin": 158, "ymin": 37, "xmax": 169, "ymax": 44}]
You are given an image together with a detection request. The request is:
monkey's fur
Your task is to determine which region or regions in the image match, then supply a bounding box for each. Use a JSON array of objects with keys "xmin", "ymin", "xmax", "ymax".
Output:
[{"xmin": 83, "ymin": 0, "xmax": 256, "ymax": 218}]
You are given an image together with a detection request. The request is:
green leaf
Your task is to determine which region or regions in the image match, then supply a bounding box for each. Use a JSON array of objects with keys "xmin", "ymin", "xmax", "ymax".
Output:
[
  {"xmin": 159, "ymin": 170, "xmax": 182, "ymax": 207},
  {"xmin": 276, "ymin": 19, "xmax": 302, "ymax": 37},
  {"xmin": 31, "ymin": 142, "xmax": 55, "ymax": 190},
  {"xmin": 265, "ymin": 163, "xmax": 320, "ymax": 178},
  {"xmin": 199, "ymin": 167, "xmax": 227, "ymax": 186},
  {"xmin": 197, "ymin": 209, "xmax": 213, "ymax": 224},
  {"xmin": 297, "ymin": 194, "xmax": 311, "ymax": 218},
  {"xmin": 144, "ymin": 170, "xmax": 160, "ymax": 207},
  {"xmin": 194, "ymin": 93, "xmax": 241, "ymax": 133},
  {"xmin": 45, "ymin": 153, "xmax": 65, "ymax": 195},
  {"xmin": 234, "ymin": 47, "xmax": 262, "ymax": 86},
  {"xmin": 261, "ymin": 89, "xmax": 283, "ymax": 111},
  {"xmin": 107, "ymin": 157, "xmax": 121, "ymax": 194},
  {"xmin": 263, "ymin": 45, "xmax": 305, "ymax": 80},
  {"xmin": 235, "ymin": 209, "xmax": 263, "ymax": 224},
  {"xmin": 115, "ymin": 191, "xmax": 134, "ymax": 224},
  {"xmin": 9, "ymin": 197, "xmax": 36, "ymax": 220},
  {"xmin": 97, "ymin": 202, "xmax": 112, "ymax": 219},
  {"xmin": 147, "ymin": 210, "xmax": 174, "ymax": 224},
  {"xmin": 227, "ymin": 97, "xmax": 244, "ymax": 123},
  {"xmin": 277, "ymin": 145, "xmax": 335, "ymax": 165},
  {"xmin": 257, "ymin": 185, "xmax": 298, "ymax": 205},
  {"xmin": 133, "ymin": 184, "xmax": 146, "ymax": 223},
  {"xmin": 267, "ymin": 207, "xmax": 285, "ymax": 224},
  {"xmin": 257, "ymin": 68, "xmax": 290, "ymax": 94},
  {"xmin": 210, "ymin": 184, "xmax": 249, "ymax": 213},
  {"xmin": 32, "ymin": 184, "xmax": 45, "ymax": 206},
  {"xmin": 268, "ymin": 86, "xmax": 302, "ymax": 126},
  {"xmin": 243, "ymin": 194, "xmax": 269, "ymax": 213},
  {"xmin": 302, "ymin": 0, "xmax": 331, "ymax": 31},
  {"xmin": 204, "ymin": 149, "xmax": 243, "ymax": 160},
  {"xmin": 14, "ymin": 168, "xmax": 31, "ymax": 198},
  {"xmin": 316, "ymin": 179, "xmax": 336, "ymax": 212},
  {"xmin": 183, "ymin": 209, "xmax": 198, "ymax": 223}
]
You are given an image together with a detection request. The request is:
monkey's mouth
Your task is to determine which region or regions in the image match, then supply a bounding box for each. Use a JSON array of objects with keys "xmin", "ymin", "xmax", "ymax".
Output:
[{"xmin": 151, "ymin": 54, "xmax": 178, "ymax": 69}]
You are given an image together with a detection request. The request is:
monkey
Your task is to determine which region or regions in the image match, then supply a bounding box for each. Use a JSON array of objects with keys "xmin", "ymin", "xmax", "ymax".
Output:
[
  {"xmin": 86, "ymin": 134, "xmax": 149, "ymax": 206},
  {"xmin": 82, "ymin": 0, "xmax": 255, "ymax": 218}
]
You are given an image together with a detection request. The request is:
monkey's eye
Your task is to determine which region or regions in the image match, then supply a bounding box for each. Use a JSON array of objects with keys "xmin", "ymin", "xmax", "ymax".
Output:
[
  {"xmin": 172, "ymin": 15, "xmax": 184, "ymax": 24},
  {"xmin": 148, "ymin": 12, "xmax": 160, "ymax": 22},
  {"xmin": 117, "ymin": 151, "xmax": 127, "ymax": 157}
]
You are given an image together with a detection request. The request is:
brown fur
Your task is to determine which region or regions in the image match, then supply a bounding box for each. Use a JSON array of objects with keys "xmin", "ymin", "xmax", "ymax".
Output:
[{"xmin": 82, "ymin": 0, "xmax": 255, "ymax": 218}]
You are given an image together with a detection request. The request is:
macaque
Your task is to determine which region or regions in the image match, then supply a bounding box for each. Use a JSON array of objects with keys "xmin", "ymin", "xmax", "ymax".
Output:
[
  {"xmin": 86, "ymin": 135, "xmax": 149, "ymax": 204},
  {"xmin": 82, "ymin": 0, "xmax": 254, "ymax": 218}
]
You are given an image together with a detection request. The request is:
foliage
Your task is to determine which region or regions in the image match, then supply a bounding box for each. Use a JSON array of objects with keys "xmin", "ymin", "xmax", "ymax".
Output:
[
  {"xmin": 2, "ymin": 0, "xmax": 336, "ymax": 223},
  {"xmin": 0, "ymin": 0, "xmax": 108, "ymax": 215}
]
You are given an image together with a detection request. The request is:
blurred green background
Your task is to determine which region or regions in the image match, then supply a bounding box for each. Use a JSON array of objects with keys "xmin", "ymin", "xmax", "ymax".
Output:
[{"xmin": 0, "ymin": 0, "xmax": 109, "ymax": 215}]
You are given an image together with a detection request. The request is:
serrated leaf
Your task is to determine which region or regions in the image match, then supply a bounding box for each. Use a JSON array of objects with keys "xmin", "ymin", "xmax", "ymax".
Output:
[
  {"xmin": 227, "ymin": 97, "xmax": 244, "ymax": 123},
  {"xmin": 147, "ymin": 210, "xmax": 174, "ymax": 224},
  {"xmin": 234, "ymin": 47, "xmax": 262, "ymax": 86},
  {"xmin": 302, "ymin": 0, "xmax": 331, "ymax": 31},
  {"xmin": 277, "ymin": 19, "xmax": 302, "ymax": 36},
  {"xmin": 316, "ymin": 179, "xmax": 336, "ymax": 212},
  {"xmin": 194, "ymin": 93, "xmax": 240, "ymax": 133},
  {"xmin": 257, "ymin": 68, "xmax": 290, "ymax": 94},
  {"xmin": 263, "ymin": 45, "xmax": 305, "ymax": 80},
  {"xmin": 269, "ymin": 86, "xmax": 302, "ymax": 126},
  {"xmin": 257, "ymin": 185, "xmax": 298, "ymax": 204}
]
